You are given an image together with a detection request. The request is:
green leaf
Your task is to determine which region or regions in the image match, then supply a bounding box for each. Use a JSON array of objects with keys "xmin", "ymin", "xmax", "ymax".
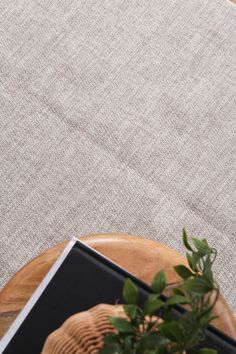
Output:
[
  {"xmin": 192, "ymin": 238, "xmax": 209, "ymax": 255},
  {"xmin": 186, "ymin": 253, "xmax": 198, "ymax": 272},
  {"xmin": 193, "ymin": 252, "xmax": 203, "ymax": 269},
  {"xmin": 166, "ymin": 295, "xmax": 190, "ymax": 305},
  {"xmin": 123, "ymin": 335, "xmax": 133, "ymax": 351},
  {"xmin": 151, "ymin": 270, "xmax": 166, "ymax": 294},
  {"xmin": 183, "ymin": 277, "xmax": 213, "ymax": 294},
  {"xmin": 100, "ymin": 347, "xmax": 121, "ymax": 354},
  {"xmin": 100, "ymin": 337, "xmax": 121, "ymax": 354},
  {"xmin": 204, "ymin": 254, "xmax": 214, "ymax": 282},
  {"xmin": 172, "ymin": 288, "xmax": 185, "ymax": 296},
  {"xmin": 198, "ymin": 312, "xmax": 217, "ymax": 328},
  {"xmin": 140, "ymin": 333, "xmax": 169, "ymax": 350},
  {"xmin": 110, "ymin": 317, "xmax": 135, "ymax": 333},
  {"xmin": 148, "ymin": 293, "xmax": 159, "ymax": 301},
  {"xmin": 122, "ymin": 278, "xmax": 138, "ymax": 304},
  {"xmin": 159, "ymin": 321, "xmax": 183, "ymax": 342},
  {"xmin": 164, "ymin": 305, "xmax": 173, "ymax": 322},
  {"xmin": 143, "ymin": 298, "xmax": 164, "ymax": 315},
  {"xmin": 123, "ymin": 304, "xmax": 138, "ymax": 319},
  {"xmin": 174, "ymin": 264, "xmax": 193, "ymax": 279},
  {"xmin": 183, "ymin": 228, "xmax": 193, "ymax": 251},
  {"xmin": 103, "ymin": 335, "xmax": 119, "ymax": 345},
  {"xmin": 196, "ymin": 349, "xmax": 217, "ymax": 354},
  {"xmin": 103, "ymin": 234, "xmax": 219, "ymax": 354}
]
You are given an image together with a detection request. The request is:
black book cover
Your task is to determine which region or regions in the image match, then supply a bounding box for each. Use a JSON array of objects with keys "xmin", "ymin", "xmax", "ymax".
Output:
[{"xmin": 0, "ymin": 239, "xmax": 236, "ymax": 354}]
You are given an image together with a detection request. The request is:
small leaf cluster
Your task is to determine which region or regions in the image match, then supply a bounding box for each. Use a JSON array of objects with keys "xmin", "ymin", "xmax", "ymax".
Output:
[{"xmin": 100, "ymin": 230, "xmax": 219, "ymax": 354}]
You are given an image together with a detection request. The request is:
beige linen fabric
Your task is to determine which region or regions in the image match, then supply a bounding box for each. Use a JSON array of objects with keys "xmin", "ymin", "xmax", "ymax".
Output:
[{"xmin": 0, "ymin": 0, "xmax": 236, "ymax": 314}]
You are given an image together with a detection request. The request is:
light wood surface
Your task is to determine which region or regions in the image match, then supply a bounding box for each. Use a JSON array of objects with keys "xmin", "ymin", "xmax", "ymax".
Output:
[{"xmin": 0, "ymin": 234, "xmax": 236, "ymax": 340}]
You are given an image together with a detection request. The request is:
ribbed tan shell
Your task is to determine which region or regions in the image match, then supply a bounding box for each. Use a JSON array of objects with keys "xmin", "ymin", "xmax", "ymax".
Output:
[
  {"xmin": 41, "ymin": 304, "xmax": 185, "ymax": 354},
  {"xmin": 41, "ymin": 304, "xmax": 126, "ymax": 354}
]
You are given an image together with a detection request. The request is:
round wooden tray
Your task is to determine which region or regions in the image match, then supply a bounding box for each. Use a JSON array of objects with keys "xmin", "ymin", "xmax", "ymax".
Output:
[{"xmin": 0, "ymin": 234, "xmax": 236, "ymax": 339}]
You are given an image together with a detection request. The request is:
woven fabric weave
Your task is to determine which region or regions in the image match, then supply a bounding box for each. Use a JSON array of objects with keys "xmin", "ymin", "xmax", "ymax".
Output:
[{"xmin": 0, "ymin": 0, "xmax": 235, "ymax": 314}]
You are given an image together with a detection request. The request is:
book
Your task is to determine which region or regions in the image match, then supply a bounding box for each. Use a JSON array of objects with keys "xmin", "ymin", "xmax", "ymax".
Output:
[{"xmin": 0, "ymin": 239, "xmax": 236, "ymax": 354}]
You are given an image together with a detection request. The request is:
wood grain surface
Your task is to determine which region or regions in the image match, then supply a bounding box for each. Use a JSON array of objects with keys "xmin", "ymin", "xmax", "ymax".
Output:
[{"xmin": 0, "ymin": 234, "xmax": 236, "ymax": 340}]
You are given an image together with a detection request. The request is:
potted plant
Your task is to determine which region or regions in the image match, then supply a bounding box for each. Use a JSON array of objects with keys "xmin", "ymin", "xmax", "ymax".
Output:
[{"xmin": 42, "ymin": 230, "xmax": 219, "ymax": 354}]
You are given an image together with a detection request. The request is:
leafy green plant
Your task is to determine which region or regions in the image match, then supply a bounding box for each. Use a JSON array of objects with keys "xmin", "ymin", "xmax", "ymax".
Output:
[{"xmin": 100, "ymin": 229, "xmax": 219, "ymax": 354}]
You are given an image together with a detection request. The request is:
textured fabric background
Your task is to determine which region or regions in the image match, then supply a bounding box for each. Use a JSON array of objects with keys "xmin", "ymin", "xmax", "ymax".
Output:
[{"xmin": 0, "ymin": 0, "xmax": 235, "ymax": 314}]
